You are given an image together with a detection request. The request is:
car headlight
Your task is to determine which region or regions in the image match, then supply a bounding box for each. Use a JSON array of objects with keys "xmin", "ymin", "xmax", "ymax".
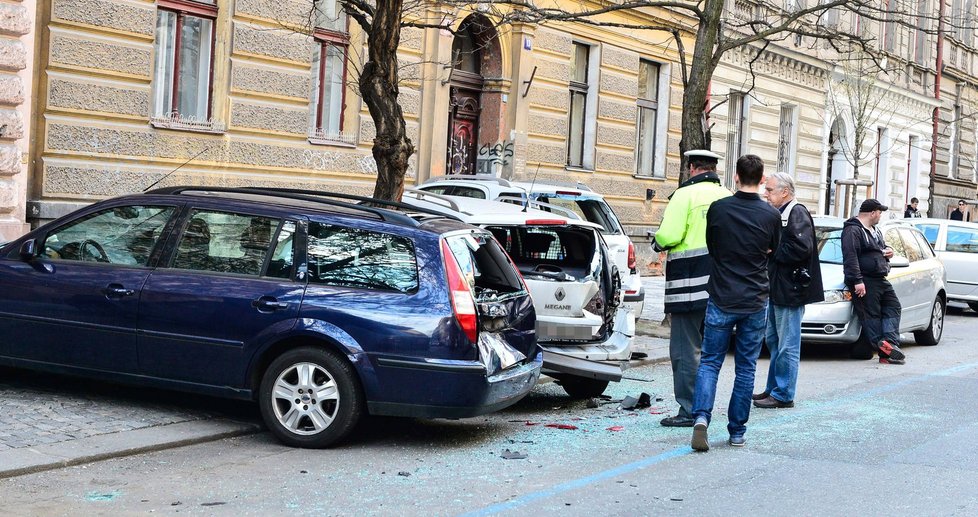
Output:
[{"xmin": 821, "ymin": 289, "xmax": 852, "ymax": 304}]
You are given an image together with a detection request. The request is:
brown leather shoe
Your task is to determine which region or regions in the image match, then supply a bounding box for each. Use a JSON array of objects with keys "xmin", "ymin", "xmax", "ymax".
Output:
[
  {"xmin": 753, "ymin": 395, "xmax": 794, "ymax": 409},
  {"xmin": 751, "ymin": 391, "xmax": 769, "ymax": 401}
]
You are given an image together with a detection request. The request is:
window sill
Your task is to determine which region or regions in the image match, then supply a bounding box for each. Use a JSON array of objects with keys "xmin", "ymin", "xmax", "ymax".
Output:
[
  {"xmin": 150, "ymin": 115, "xmax": 226, "ymax": 135},
  {"xmin": 564, "ymin": 165, "xmax": 595, "ymax": 173},
  {"xmin": 308, "ymin": 132, "xmax": 358, "ymax": 148},
  {"xmin": 633, "ymin": 173, "xmax": 666, "ymax": 180}
]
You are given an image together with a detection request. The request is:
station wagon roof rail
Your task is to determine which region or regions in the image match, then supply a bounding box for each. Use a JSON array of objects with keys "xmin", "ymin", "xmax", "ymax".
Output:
[
  {"xmin": 424, "ymin": 174, "xmax": 517, "ymax": 188},
  {"xmin": 147, "ymin": 186, "xmax": 459, "ymax": 226}
]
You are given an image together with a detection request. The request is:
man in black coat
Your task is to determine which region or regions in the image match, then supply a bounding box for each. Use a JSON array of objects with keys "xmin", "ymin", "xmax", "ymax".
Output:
[
  {"xmin": 842, "ymin": 199, "xmax": 906, "ymax": 364},
  {"xmin": 753, "ymin": 172, "xmax": 824, "ymax": 409}
]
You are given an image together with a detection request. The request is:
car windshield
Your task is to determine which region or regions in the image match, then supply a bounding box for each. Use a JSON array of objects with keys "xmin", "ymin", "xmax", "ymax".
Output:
[
  {"xmin": 530, "ymin": 195, "xmax": 623, "ymax": 235},
  {"xmin": 817, "ymin": 227, "xmax": 844, "ymax": 265}
]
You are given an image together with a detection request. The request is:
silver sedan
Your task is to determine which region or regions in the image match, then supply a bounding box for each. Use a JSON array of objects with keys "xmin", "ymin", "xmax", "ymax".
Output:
[{"xmin": 801, "ymin": 217, "xmax": 947, "ymax": 352}]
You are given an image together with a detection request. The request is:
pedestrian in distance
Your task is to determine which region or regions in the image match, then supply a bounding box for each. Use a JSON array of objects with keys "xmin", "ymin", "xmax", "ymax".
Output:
[
  {"xmin": 950, "ymin": 199, "xmax": 968, "ymax": 221},
  {"xmin": 690, "ymin": 155, "xmax": 781, "ymax": 452},
  {"xmin": 653, "ymin": 149, "xmax": 731, "ymax": 428},
  {"xmin": 753, "ymin": 172, "xmax": 824, "ymax": 410},
  {"xmin": 842, "ymin": 199, "xmax": 906, "ymax": 364},
  {"xmin": 904, "ymin": 197, "xmax": 922, "ymax": 218}
]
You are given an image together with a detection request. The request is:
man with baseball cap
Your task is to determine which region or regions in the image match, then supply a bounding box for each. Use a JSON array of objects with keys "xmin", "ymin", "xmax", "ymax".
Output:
[
  {"xmin": 653, "ymin": 149, "xmax": 731, "ymax": 427},
  {"xmin": 841, "ymin": 198, "xmax": 906, "ymax": 364}
]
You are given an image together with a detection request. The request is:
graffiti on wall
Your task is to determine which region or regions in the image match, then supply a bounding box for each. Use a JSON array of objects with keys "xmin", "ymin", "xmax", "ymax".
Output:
[{"xmin": 476, "ymin": 141, "xmax": 514, "ymax": 175}]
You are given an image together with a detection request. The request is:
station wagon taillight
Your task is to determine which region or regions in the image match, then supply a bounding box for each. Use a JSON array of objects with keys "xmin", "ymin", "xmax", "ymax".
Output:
[
  {"xmin": 441, "ymin": 240, "xmax": 478, "ymax": 344},
  {"xmin": 627, "ymin": 241, "xmax": 637, "ymax": 272}
]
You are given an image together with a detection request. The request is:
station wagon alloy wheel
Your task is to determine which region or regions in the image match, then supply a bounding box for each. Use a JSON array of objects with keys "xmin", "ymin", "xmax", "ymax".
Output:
[
  {"xmin": 259, "ymin": 347, "xmax": 363, "ymax": 448},
  {"xmin": 271, "ymin": 362, "xmax": 340, "ymax": 435}
]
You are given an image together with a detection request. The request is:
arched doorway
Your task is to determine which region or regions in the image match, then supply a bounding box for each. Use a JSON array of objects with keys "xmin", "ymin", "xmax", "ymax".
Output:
[{"xmin": 447, "ymin": 16, "xmax": 500, "ymax": 175}]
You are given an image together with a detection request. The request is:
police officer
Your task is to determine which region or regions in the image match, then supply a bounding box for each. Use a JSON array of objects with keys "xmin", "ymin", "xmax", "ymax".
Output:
[{"xmin": 654, "ymin": 149, "xmax": 731, "ymax": 427}]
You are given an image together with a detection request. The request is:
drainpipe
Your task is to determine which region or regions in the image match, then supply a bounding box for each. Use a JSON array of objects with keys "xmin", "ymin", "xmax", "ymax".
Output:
[{"xmin": 929, "ymin": 0, "xmax": 945, "ymax": 218}]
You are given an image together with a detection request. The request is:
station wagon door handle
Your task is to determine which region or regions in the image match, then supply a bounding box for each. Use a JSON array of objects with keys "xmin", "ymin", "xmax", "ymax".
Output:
[
  {"xmin": 104, "ymin": 284, "xmax": 136, "ymax": 298},
  {"xmin": 252, "ymin": 297, "xmax": 289, "ymax": 312}
]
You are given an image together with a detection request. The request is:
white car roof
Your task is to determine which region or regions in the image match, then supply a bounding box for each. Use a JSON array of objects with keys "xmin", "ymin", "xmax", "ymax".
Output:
[
  {"xmin": 510, "ymin": 181, "xmax": 600, "ymax": 198},
  {"xmin": 402, "ymin": 190, "xmax": 603, "ymax": 230}
]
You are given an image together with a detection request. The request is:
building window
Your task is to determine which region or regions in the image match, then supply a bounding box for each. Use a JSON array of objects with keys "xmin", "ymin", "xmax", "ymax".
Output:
[
  {"xmin": 777, "ymin": 104, "xmax": 797, "ymax": 173},
  {"xmin": 567, "ymin": 43, "xmax": 591, "ymax": 168},
  {"xmin": 725, "ymin": 91, "xmax": 749, "ymax": 189},
  {"xmin": 151, "ymin": 0, "xmax": 219, "ymax": 131},
  {"xmin": 309, "ymin": 1, "xmax": 352, "ymax": 145},
  {"xmin": 950, "ymin": 104, "xmax": 961, "ymax": 178},
  {"xmin": 882, "ymin": 0, "xmax": 896, "ymax": 52},
  {"xmin": 913, "ymin": 1, "xmax": 930, "ymax": 65},
  {"xmin": 636, "ymin": 60, "xmax": 662, "ymax": 177}
]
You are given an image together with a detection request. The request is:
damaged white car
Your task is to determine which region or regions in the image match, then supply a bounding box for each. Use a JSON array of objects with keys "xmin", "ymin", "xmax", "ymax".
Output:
[{"xmin": 402, "ymin": 190, "xmax": 635, "ymax": 397}]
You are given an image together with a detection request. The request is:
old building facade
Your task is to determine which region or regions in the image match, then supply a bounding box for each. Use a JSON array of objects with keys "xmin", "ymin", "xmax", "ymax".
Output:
[
  {"xmin": 22, "ymin": 0, "xmax": 691, "ymax": 256},
  {"xmin": 0, "ymin": 0, "xmax": 34, "ymax": 242}
]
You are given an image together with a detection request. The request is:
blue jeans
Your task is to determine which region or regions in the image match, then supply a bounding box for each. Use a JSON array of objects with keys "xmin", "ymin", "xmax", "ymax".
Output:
[
  {"xmin": 692, "ymin": 300, "xmax": 768, "ymax": 438},
  {"xmin": 764, "ymin": 304, "xmax": 804, "ymax": 402}
]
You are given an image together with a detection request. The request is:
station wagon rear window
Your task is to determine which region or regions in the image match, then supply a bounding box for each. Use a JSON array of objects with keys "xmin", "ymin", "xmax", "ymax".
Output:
[{"xmin": 306, "ymin": 222, "xmax": 418, "ymax": 293}]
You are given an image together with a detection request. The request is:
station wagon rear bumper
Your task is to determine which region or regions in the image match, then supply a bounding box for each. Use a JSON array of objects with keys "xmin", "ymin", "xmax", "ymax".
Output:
[{"xmin": 367, "ymin": 352, "xmax": 542, "ymax": 419}]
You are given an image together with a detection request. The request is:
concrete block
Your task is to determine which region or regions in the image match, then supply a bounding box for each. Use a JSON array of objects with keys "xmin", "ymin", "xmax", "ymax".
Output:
[
  {"xmin": 0, "ymin": 109, "xmax": 22, "ymax": 140},
  {"xmin": 597, "ymin": 124, "xmax": 636, "ymax": 149},
  {"xmin": 0, "ymin": 3, "xmax": 31, "ymax": 36},
  {"xmin": 535, "ymin": 29, "xmax": 573, "ymax": 55},
  {"xmin": 0, "ymin": 73, "xmax": 22, "ymax": 104},
  {"xmin": 52, "ymin": 0, "xmax": 155, "ymax": 36},
  {"xmin": 602, "ymin": 46, "xmax": 639, "ymax": 72},
  {"xmin": 0, "ymin": 38, "xmax": 25, "ymax": 71},
  {"xmin": 527, "ymin": 113, "xmax": 568, "ymax": 139},
  {"xmin": 233, "ymin": 22, "xmax": 315, "ymax": 64},
  {"xmin": 48, "ymin": 79, "xmax": 149, "ymax": 117},
  {"xmin": 231, "ymin": 64, "xmax": 311, "ymax": 100},
  {"xmin": 598, "ymin": 98, "xmax": 636, "ymax": 123},
  {"xmin": 0, "ymin": 142, "xmax": 19, "ymax": 174},
  {"xmin": 600, "ymin": 70, "xmax": 638, "ymax": 98},
  {"xmin": 595, "ymin": 150, "xmax": 634, "ymax": 172},
  {"xmin": 234, "ymin": 0, "xmax": 313, "ymax": 28},
  {"xmin": 50, "ymin": 33, "xmax": 152, "ymax": 77},
  {"xmin": 230, "ymin": 101, "xmax": 308, "ymax": 135},
  {"xmin": 0, "ymin": 177, "xmax": 15, "ymax": 213}
]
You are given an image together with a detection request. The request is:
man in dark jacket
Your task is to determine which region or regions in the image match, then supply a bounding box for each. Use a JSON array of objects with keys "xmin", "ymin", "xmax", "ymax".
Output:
[
  {"xmin": 904, "ymin": 198, "xmax": 922, "ymax": 218},
  {"xmin": 753, "ymin": 172, "xmax": 824, "ymax": 409},
  {"xmin": 690, "ymin": 155, "xmax": 781, "ymax": 452},
  {"xmin": 842, "ymin": 199, "xmax": 906, "ymax": 364}
]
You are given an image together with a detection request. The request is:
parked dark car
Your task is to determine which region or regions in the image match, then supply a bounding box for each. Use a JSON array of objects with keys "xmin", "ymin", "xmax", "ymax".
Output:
[{"xmin": 0, "ymin": 187, "xmax": 541, "ymax": 448}]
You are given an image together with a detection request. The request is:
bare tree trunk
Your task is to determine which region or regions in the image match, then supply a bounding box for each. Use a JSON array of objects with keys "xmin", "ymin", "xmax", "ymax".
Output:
[
  {"xmin": 677, "ymin": 1, "xmax": 724, "ymax": 184},
  {"xmin": 361, "ymin": 0, "xmax": 414, "ymax": 202}
]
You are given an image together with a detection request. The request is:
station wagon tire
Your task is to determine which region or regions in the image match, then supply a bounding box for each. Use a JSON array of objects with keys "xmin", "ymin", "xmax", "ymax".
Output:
[
  {"xmin": 558, "ymin": 376, "xmax": 610, "ymax": 398},
  {"xmin": 258, "ymin": 347, "xmax": 364, "ymax": 448},
  {"xmin": 913, "ymin": 297, "xmax": 945, "ymax": 346}
]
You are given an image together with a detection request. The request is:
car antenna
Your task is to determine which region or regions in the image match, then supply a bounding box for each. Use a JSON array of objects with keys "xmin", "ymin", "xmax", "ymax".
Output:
[
  {"xmin": 523, "ymin": 162, "xmax": 541, "ymax": 212},
  {"xmin": 142, "ymin": 146, "xmax": 213, "ymax": 192}
]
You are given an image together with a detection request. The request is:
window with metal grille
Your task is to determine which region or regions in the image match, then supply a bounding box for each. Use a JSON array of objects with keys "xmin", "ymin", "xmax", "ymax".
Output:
[
  {"xmin": 151, "ymin": 0, "xmax": 217, "ymax": 129},
  {"xmin": 310, "ymin": 1, "xmax": 351, "ymax": 145}
]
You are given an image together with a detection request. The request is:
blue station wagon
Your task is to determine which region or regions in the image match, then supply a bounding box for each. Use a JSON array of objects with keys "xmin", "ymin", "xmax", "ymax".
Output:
[{"xmin": 0, "ymin": 187, "xmax": 541, "ymax": 448}]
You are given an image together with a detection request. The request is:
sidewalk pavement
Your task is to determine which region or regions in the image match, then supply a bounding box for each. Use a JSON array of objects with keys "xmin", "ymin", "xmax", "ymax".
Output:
[{"xmin": 0, "ymin": 276, "xmax": 669, "ymax": 479}]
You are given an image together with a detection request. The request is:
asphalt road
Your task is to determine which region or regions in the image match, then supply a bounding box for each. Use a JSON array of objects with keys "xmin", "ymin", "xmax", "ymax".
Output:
[{"xmin": 2, "ymin": 308, "xmax": 978, "ymax": 516}]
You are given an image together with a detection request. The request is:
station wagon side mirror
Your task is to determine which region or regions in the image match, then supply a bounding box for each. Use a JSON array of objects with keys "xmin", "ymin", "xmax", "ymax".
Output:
[
  {"xmin": 19, "ymin": 239, "xmax": 36, "ymax": 261},
  {"xmin": 890, "ymin": 256, "xmax": 910, "ymax": 268}
]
